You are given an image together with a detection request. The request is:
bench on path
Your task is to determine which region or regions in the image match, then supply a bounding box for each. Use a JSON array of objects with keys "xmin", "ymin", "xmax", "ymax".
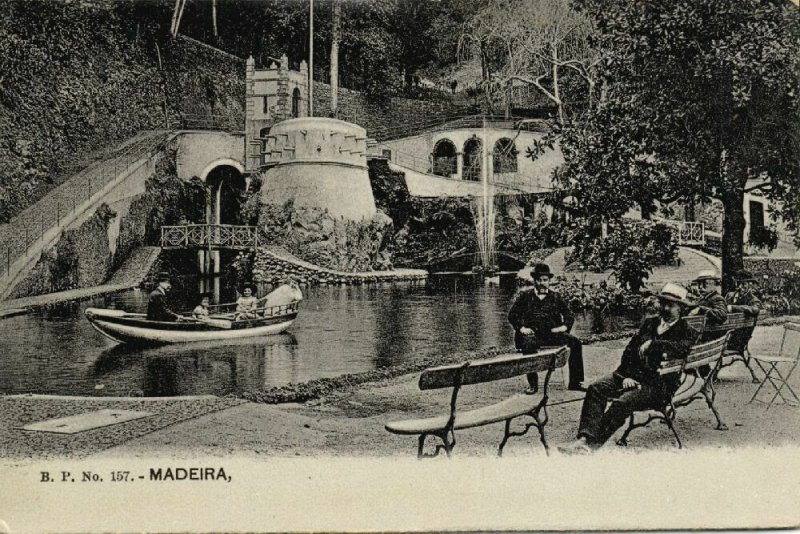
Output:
[
  {"xmin": 615, "ymin": 333, "xmax": 730, "ymax": 449},
  {"xmin": 385, "ymin": 346, "xmax": 569, "ymax": 458},
  {"xmin": 706, "ymin": 312, "xmax": 760, "ymax": 383}
]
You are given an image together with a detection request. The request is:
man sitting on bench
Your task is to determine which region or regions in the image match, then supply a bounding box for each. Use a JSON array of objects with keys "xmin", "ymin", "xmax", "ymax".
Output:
[
  {"xmin": 558, "ymin": 283, "xmax": 698, "ymax": 454},
  {"xmin": 725, "ymin": 269, "xmax": 762, "ymax": 354},
  {"xmin": 508, "ymin": 263, "xmax": 585, "ymax": 392}
]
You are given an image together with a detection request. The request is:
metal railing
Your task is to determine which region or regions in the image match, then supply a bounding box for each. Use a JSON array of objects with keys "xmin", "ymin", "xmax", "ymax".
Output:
[
  {"xmin": 160, "ymin": 224, "xmax": 259, "ymax": 250},
  {"xmin": 677, "ymin": 221, "xmax": 705, "ymax": 246},
  {"xmin": 169, "ymin": 113, "xmax": 244, "ymax": 132},
  {"xmin": 2, "ymin": 131, "xmax": 171, "ymax": 278},
  {"xmin": 201, "ymin": 300, "xmax": 299, "ymax": 320},
  {"xmin": 370, "ymin": 114, "xmax": 550, "ymax": 142}
]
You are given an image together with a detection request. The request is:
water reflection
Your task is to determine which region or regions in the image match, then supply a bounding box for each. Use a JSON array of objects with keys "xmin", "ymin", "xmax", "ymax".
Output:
[
  {"xmin": 0, "ymin": 274, "xmax": 638, "ymax": 397},
  {"xmin": 92, "ymin": 334, "xmax": 299, "ymax": 396}
]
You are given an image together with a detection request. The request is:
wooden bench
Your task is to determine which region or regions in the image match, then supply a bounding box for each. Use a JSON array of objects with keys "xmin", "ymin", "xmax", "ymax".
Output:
[
  {"xmin": 385, "ymin": 346, "xmax": 570, "ymax": 458},
  {"xmin": 706, "ymin": 312, "xmax": 760, "ymax": 382},
  {"xmin": 615, "ymin": 333, "xmax": 731, "ymax": 449}
]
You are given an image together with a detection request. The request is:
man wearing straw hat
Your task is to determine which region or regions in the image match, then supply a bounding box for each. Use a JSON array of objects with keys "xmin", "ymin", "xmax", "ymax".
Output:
[
  {"xmin": 508, "ymin": 263, "xmax": 585, "ymax": 392},
  {"xmin": 558, "ymin": 283, "xmax": 698, "ymax": 453},
  {"xmin": 688, "ymin": 269, "xmax": 728, "ymax": 339}
]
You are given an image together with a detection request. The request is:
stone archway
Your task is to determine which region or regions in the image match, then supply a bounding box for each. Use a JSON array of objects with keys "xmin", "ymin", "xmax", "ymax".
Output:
[
  {"xmin": 431, "ymin": 138, "xmax": 457, "ymax": 177},
  {"xmin": 200, "ymin": 159, "xmax": 246, "ymax": 225},
  {"xmin": 463, "ymin": 137, "xmax": 482, "ymax": 181}
]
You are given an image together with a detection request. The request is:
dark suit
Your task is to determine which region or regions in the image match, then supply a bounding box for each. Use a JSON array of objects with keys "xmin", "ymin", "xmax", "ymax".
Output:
[
  {"xmin": 693, "ymin": 290, "xmax": 728, "ymax": 341},
  {"xmin": 576, "ymin": 316, "xmax": 697, "ymax": 446},
  {"xmin": 724, "ymin": 289, "xmax": 762, "ymax": 354},
  {"xmin": 508, "ymin": 288, "xmax": 584, "ymax": 387},
  {"xmin": 146, "ymin": 288, "xmax": 179, "ymax": 322}
]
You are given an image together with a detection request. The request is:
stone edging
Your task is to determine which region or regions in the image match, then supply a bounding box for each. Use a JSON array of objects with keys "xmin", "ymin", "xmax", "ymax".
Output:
[
  {"xmin": 239, "ymin": 315, "xmax": 799, "ymax": 405},
  {"xmin": 253, "ymin": 247, "xmax": 428, "ymax": 286}
]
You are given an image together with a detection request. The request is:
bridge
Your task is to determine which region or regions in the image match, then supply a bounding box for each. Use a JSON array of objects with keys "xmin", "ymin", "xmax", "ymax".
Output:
[{"xmin": 160, "ymin": 224, "xmax": 260, "ymax": 250}]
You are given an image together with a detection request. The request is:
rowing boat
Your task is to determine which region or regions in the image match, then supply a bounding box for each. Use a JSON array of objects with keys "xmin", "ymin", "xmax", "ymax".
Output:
[{"xmin": 85, "ymin": 302, "xmax": 299, "ymax": 345}]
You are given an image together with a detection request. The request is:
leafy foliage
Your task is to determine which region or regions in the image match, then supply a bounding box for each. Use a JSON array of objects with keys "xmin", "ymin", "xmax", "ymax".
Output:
[
  {"xmin": 553, "ymin": 0, "xmax": 800, "ymax": 290},
  {"xmin": 567, "ymin": 220, "xmax": 679, "ymax": 292}
]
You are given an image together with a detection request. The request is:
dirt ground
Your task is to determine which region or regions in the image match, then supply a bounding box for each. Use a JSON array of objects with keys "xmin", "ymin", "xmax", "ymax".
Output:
[{"xmin": 92, "ymin": 323, "xmax": 800, "ymax": 459}]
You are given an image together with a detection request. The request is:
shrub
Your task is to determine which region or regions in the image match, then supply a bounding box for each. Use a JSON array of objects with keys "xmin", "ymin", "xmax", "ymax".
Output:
[{"xmin": 568, "ymin": 219, "xmax": 679, "ymax": 292}]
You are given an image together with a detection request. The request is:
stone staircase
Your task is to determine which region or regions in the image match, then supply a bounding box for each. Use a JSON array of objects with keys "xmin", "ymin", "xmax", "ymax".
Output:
[
  {"xmin": 0, "ymin": 132, "xmax": 171, "ymax": 300},
  {"xmin": 0, "ymin": 246, "xmax": 162, "ymax": 313}
]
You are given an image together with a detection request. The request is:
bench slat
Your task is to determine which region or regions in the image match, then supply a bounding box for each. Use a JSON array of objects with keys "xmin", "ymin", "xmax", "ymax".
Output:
[
  {"xmin": 658, "ymin": 336, "xmax": 728, "ymax": 375},
  {"xmin": 385, "ymin": 393, "xmax": 542, "ymax": 435},
  {"xmin": 703, "ymin": 312, "xmax": 756, "ymax": 333},
  {"xmin": 418, "ymin": 346, "xmax": 569, "ymax": 390}
]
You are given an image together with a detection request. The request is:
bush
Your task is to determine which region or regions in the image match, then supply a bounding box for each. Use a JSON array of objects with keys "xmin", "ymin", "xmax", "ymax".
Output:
[{"xmin": 568, "ymin": 219, "xmax": 679, "ymax": 292}]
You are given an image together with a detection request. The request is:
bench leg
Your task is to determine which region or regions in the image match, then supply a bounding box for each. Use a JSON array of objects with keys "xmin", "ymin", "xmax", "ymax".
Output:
[
  {"xmin": 497, "ymin": 409, "xmax": 550, "ymax": 456},
  {"xmin": 743, "ymin": 350, "xmax": 760, "ymax": 384},
  {"xmin": 662, "ymin": 414, "xmax": 683, "ymax": 449},
  {"xmin": 700, "ymin": 378, "xmax": 728, "ymax": 431},
  {"xmin": 616, "ymin": 411, "xmax": 673, "ymax": 447},
  {"xmin": 417, "ymin": 431, "xmax": 456, "ymax": 459}
]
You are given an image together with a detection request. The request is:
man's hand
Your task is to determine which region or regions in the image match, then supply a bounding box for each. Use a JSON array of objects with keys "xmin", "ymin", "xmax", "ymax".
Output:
[
  {"xmin": 688, "ymin": 306, "xmax": 702, "ymax": 316},
  {"xmin": 520, "ymin": 327, "xmax": 534, "ymax": 335},
  {"xmin": 638, "ymin": 340, "xmax": 652, "ymax": 354},
  {"xmin": 550, "ymin": 325, "xmax": 568, "ymax": 334},
  {"xmin": 622, "ymin": 378, "xmax": 640, "ymax": 391}
]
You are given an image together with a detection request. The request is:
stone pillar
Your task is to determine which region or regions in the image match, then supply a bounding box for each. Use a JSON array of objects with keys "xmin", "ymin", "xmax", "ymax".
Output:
[
  {"xmin": 299, "ymin": 60, "xmax": 309, "ymax": 118},
  {"xmin": 245, "ymin": 56, "xmax": 257, "ymax": 172},
  {"xmin": 456, "ymin": 151, "xmax": 463, "ymax": 180}
]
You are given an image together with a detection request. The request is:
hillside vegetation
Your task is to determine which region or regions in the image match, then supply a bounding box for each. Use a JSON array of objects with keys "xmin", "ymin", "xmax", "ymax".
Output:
[{"xmin": 0, "ymin": 0, "xmax": 244, "ymax": 223}]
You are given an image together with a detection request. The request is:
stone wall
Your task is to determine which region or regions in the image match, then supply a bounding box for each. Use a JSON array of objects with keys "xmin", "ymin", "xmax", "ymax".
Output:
[
  {"xmin": 255, "ymin": 202, "xmax": 393, "ymax": 273},
  {"xmin": 10, "ymin": 205, "xmax": 117, "ymax": 298},
  {"xmin": 312, "ymin": 82, "xmax": 475, "ymax": 140},
  {"xmin": 250, "ymin": 247, "xmax": 426, "ymax": 287}
]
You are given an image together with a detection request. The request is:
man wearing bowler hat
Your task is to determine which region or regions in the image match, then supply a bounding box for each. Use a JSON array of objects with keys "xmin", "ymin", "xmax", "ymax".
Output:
[
  {"xmin": 558, "ymin": 283, "xmax": 698, "ymax": 453},
  {"xmin": 508, "ymin": 263, "xmax": 585, "ymax": 391},
  {"xmin": 147, "ymin": 272, "xmax": 181, "ymax": 322},
  {"xmin": 724, "ymin": 270, "xmax": 762, "ymax": 365}
]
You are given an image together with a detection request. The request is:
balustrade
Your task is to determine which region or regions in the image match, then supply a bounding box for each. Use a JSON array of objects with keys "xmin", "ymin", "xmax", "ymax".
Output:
[{"xmin": 160, "ymin": 224, "xmax": 260, "ymax": 250}]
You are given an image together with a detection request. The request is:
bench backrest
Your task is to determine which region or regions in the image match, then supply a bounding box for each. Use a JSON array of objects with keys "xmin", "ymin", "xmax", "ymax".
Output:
[
  {"xmin": 682, "ymin": 315, "xmax": 707, "ymax": 341},
  {"xmin": 703, "ymin": 312, "xmax": 757, "ymax": 335},
  {"xmin": 658, "ymin": 333, "xmax": 730, "ymax": 375},
  {"xmin": 418, "ymin": 346, "xmax": 570, "ymax": 390}
]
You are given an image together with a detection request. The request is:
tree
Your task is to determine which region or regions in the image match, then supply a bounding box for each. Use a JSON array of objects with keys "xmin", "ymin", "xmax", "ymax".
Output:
[
  {"xmin": 459, "ymin": 0, "xmax": 599, "ymax": 119},
  {"xmin": 555, "ymin": 0, "xmax": 800, "ymax": 290}
]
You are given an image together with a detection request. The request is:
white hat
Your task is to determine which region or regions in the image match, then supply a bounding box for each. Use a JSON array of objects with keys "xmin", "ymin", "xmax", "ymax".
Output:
[
  {"xmin": 657, "ymin": 282, "xmax": 691, "ymax": 306},
  {"xmin": 694, "ymin": 269, "xmax": 720, "ymax": 282}
]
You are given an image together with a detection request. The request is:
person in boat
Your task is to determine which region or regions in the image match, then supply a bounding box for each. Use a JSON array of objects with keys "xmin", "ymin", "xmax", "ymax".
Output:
[
  {"xmin": 146, "ymin": 272, "xmax": 181, "ymax": 322},
  {"xmin": 192, "ymin": 292, "xmax": 213, "ymax": 320},
  {"xmin": 235, "ymin": 283, "xmax": 260, "ymax": 320},
  {"xmin": 258, "ymin": 278, "xmax": 303, "ymax": 316},
  {"xmin": 558, "ymin": 283, "xmax": 698, "ymax": 454},
  {"xmin": 508, "ymin": 263, "xmax": 586, "ymax": 392}
]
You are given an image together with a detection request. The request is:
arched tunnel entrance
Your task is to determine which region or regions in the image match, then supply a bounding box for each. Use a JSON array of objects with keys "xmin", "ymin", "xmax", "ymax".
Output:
[{"xmin": 203, "ymin": 162, "xmax": 247, "ymax": 225}]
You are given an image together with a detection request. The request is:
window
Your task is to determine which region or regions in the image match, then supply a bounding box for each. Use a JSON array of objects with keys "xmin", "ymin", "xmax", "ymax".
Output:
[
  {"xmin": 292, "ymin": 88, "xmax": 302, "ymax": 118},
  {"xmin": 431, "ymin": 139, "xmax": 457, "ymax": 177}
]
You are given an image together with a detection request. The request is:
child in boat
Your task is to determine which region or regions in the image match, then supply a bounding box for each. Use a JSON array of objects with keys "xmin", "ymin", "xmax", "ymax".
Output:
[
  {"xmin": 192, "ymin": 293, "xmax": 212, "ymax": 320},
  {"xmin": 235, "ymin": 284, "xmax": 259, "ymax": 320}
]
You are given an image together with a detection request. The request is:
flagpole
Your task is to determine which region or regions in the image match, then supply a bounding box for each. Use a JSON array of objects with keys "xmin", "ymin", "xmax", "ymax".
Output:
[{"xmin": 308, "ymin": 0, "xmax": 314, "ymax": 117}]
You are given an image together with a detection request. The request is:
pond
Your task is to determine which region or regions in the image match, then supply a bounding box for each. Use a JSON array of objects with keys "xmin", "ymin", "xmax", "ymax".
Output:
[{"xmin": 0, "ymin": 275, "xmax": 637, "ymax": 397}]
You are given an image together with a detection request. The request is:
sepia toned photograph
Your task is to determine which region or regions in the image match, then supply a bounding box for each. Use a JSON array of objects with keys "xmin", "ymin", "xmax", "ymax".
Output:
[{"xmin": 1, "ymin": 0, "xmax": 799, "ymax": 531}]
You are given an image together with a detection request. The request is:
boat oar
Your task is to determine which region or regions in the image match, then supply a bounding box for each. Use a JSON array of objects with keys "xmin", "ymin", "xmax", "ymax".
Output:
[{"xmin": 177, "ymin": 315, "xmax": 232, "ymax": 329}]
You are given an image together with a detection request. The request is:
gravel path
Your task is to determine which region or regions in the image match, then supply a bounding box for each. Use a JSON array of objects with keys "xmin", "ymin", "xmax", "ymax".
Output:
[{"xmin": 0, "ymin": 395, "xmax": 244, "ymax": 462}]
